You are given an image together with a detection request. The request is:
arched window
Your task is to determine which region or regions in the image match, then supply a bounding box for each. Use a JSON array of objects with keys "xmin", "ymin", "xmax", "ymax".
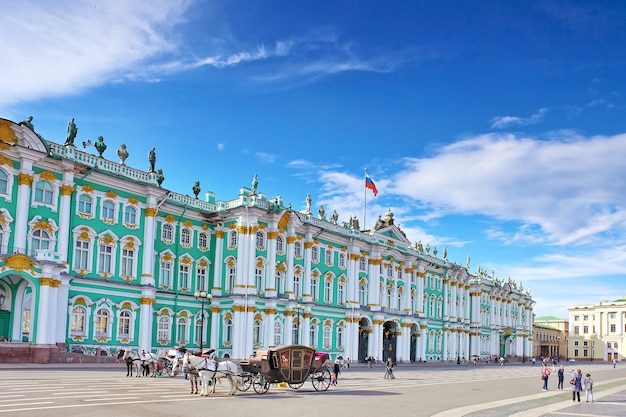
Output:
[
  {"xmin": 337, "ymin": 282, "xmax": 345, "ymax": 304},
  {"xmin": 0, "ymin": 169, "xmax": 7, "ymax": 194},
  {"xmin": 324, "ymin": 279, "xmax": 332, "ymax": 304},
  {"xmin": 275, "ymin": 270, "xmax": 284, "ymax": 295},
  {"xmin": 339, "ymin": 253, "xmax": 346, "ymax": 268},
  {"xmin": 294, "ymin": 241, "xmax": 302, "ymax": 258},
  {"xmin": 256, "ymin": 231, "xmax": 265, "ymax": 249},
  {"xmin": 181, "ymin": 228, "xmax": 191, "ymax": 246},
  {"xmin": 118, "ymin": 310, "xmax": 131, "ymax": 338},
  {"xmin": 359, "ymin": 256, "xmax": 366, "ymax": 271},
  {"xmin": 311, "ymin": 246, "xmax": 319, "ymax": 263},
  {"xmin": 325, "ymin": 248, "xmax": 333, "ymax": 265},
  {"xmin": 253, "ymin": 320, "xmax": 263, "ymax": 345},
  {"xmin": 359, "ymin": 282, "xmax": 367, "ymax": 305},
  {"xmin": 229, "ymin": 230, "xmax": 238, "ymax": 248},
  {"xmin": 430, "ymin": 295, "xmax": 436, "ymax": 318},
  {"xmin": 309, "ymin": 324, "xmax": 318, "ymax": 347},
  {"xmin": 226, "ymin": 262, "xmax": 236, "ymax": 293},
  {"xmin": 78, "ymin": 194, "xmax": 93, "ymax": 214},
  {"xmin": 34, "ymin": 180, "xmax": 53, "ymax": 204},
  {"xmin": 309, "ymin": 278, "xmax": 319, "ymax": 301},
  {"xmin": 198, "ymin": 232, "xmax": 208, "ymax": 250},
  {"xmin": 273, "ymin": 321, "xmax": 283, "ymax": 346},
  {"xmin": 293, "ymin": 272, "xmax": 301, "ymax": 298},
  {"xmin": 70, "ymin": 306, "xmax": 86, "ymax": 335},
  {"xmin": 32, "ymin": 229, "xmax": 51, "ymax": 251},
  {"xmin": 95, "ymin": 308, "xmax": 109, "ymax": 337},
  {"xmin": 160, "ymin": 258, "xmax": 172, "ymax": 287},
  {"xmin": 337, "ymin": 326, "xmax": 344, "ymax": 349},
  {"xmin": 255, "ymin": 267, "xmax": 264, "ymax": 294},
  {"xmin": 161, "ymin": 223, "xmax": 173, "ymax": 242},
  {"xmin": 124, "ymin": 206, "xmax": 137, "ymax": 225},
  {"xmin": 177, "ymin": 317, "xmax": 188, "ymax": 344},
  {"xmin": 157, "ymin": 316, "xmax": 170, "ymax": 343},
  {"xmin": 323, "ymin": 326, "xmax": 332, "ymax": 348},
  {"xmin": 387, "ymin": 264, "xmax": 393, "ymax": 278},
  {"xmin": 102, "ymin": 200, "xmax": 116, "ymax": 221},
  {"xmin": 276, "ymin": 235, "xmax": 284, "ymax": 253},
  {"xmin": 224, "ymin": 319, "xmax": 233, "ymax": 343},
  {"xmin": 121, "ymin": 245, "xmax": 135, "ymax": 278},
  {"xmin": 74, "ymin": 238, "xmax": 90, "ymax": 271}
]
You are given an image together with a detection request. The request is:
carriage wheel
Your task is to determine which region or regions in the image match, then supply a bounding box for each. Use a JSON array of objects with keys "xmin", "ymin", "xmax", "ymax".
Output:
[
  {"xmin": 252, "ymin": 375, "xmax": 270, "ymax": 394},
  {"xmin": 311, "ymin": 368, "xmax": 331, "ymax": 391},
  {"xmin": 240, "ymin": 374, "xmax": 253, "ymax": 391},
  {"xmin": 163, "ymin": 363, "xmax": 173, "ymax": 377},
  {"xmin": 288, "ymin": 381, "xmax": 305, "ymax": 389}
]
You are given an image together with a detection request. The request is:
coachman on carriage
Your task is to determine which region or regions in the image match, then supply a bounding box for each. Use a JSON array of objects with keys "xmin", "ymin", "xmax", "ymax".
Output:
[{"xmin": 239, "ymin": 344, "xmax": 331, "ymax": 393}]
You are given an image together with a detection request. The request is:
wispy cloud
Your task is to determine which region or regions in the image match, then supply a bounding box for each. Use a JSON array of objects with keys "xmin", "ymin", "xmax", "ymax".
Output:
[
  {"xmin": 255, "ymin": 152, "xmax": 277, "ymax": 164},
  {"xmin": 0, "ymin": 0, "xmax": 192, "ymax": 107},
  {"xmin": 490, "ymin": 108, "xmax": 547, "ymax": 129}
]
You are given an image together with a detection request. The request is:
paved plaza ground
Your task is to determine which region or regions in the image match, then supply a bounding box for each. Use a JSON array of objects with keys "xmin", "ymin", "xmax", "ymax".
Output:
[{"xmin": 0, "ymin": 362, "xmax": 624, "ymax": 416}]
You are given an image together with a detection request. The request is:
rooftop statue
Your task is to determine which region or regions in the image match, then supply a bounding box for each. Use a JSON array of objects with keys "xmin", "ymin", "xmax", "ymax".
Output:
[
  {"xmin": 94, "ymin": 136, "xmax": 106, "ymax": 157},
  {"xmin": 65, "ymin": 118, "xmax": 77, "ymax": 146},
  {"xmin": 331, "ymin": 209, "xmax": 339, "ymax": 224},
  {"xmin": 318, "ymin": 204, "xmax": 326, "ymax": 219},
  {"xmin": 305, "ymin": 193, "xmax": 312, "ymax": 214},
  {"xmin": 19, "ymin": 116, "xmax": 35, "ymax": 131},
  {"xmin": 148, "ymin": 147, "xmax": 156, "ymax": 173},
  {"xmin": 251, "ymin": 174, "xmax": 258, "ymax": 195},
  {"xmin": 117, "ymin": 144, "xmax": 129, "ymax": 165},
  {"xmin": 156, "ymin": 169, "xmax": 164, "ymax": 187},
  {"xmin": 193, "ymin": 181, "xmax": 201, "ymax": 199},
  {"xmin": 443, "ymin": 246, "xmax": 447, "ymax": 260}
]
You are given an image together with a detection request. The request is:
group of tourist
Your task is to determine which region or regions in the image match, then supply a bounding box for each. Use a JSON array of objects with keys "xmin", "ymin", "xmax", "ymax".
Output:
[{"xmin": 541, "ymin": 363, "xmax": 594, "ymax": 402}]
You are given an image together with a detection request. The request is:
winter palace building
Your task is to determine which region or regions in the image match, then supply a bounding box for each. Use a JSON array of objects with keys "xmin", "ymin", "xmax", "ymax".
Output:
[{"xmin": 0, "ymin": 117, "xmax": 535, "ymax": 363}]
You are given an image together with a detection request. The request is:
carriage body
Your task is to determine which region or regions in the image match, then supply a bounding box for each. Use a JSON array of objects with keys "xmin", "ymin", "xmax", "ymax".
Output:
[{"xmin": 239, "ymin": 344, "xmax": 331, "ymax": 393}]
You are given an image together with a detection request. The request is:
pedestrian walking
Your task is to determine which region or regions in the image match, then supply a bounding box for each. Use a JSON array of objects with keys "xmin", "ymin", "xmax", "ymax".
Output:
[
  {"xmin": 384, "ymin": 357, "xmax": 395, "ymax": 379},
  {"xmin": 584, "ymin": 373, "xmax": 594, "ymax": 402},
  {"xmin": 333, "ymin": 359, "xmax": 341, "ymax": 384},
  {"xmin": 557, "ymin": 365, "xmax": 565, "ymax": 390},
  {"xmin": 613, "ymin": 358, "xmax": 617, "ymax": 368},
  {"xmin": 570, "ymin": 369, "xmax": 583, "ymax": 402},
  {"xmin": 330, "ymin": 372, "xmax": 337, "ymax": 386},
  {"xmin": 541, "ymin": 365, "xmax": 551, "ymax": 391}
]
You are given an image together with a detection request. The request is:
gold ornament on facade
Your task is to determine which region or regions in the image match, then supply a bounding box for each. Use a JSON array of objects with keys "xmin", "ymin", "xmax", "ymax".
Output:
[
  {"xmin": 81, "ymin": 185, "xmax": 94, "ymax": 193},
  {"xmin": 61, "ymin": 185, "xmax": 74, "ymax": 196},
  {"xmin": 0, "ymin": 154, "xmax": 14, "ymax": 167},
  {"xmin": 18, "ymin": 173, "xmax": 33, "ymax": 186},
  {"xmin": 162, "ymin": 253, "xmax": 173, "ymax": 261},
  {"xmin": 164, "ymin": 215, "xmax": 175, "ymax": 223},
  {"xmin": 140, "ymin": 297, "xmax": 156, "ymax": 305},
  {"xmin": 182, "ymin": 220, "xmax": 193, "ymax": 228},
  {"xmin": 128, "ymin": 197, "xmax": 139, "ymax": 205},
  {"xmin": 264, "ymin": 308, "xmax": 278, "ymax": 315},
  {"xmin": 180, "ymin": 256, "xmax": 191, "ymax": 265},
  {"xmin": 2, "ymin": 253, "xmax": 36, "ymax": 274},
  {"xmin": 198, "ymin": 259, "xmax": 208, "ymax": 267},
  {"xmin": 214, "ymin": 230, "xmax": 224, "ymax": 238},
  {"xmin": 0, "ymin": 213, "xmax": 6, "ymax": 227},
  {"xmin": 145, "ymin": 207, "xmax": 157, "ymax": 217},
  {"xmin": 209, "ymin": 306, "xmax": 221, "ymax": 313},
  {"xmin": 0, "ymin": 120, "xmax": 17, "ymax": 143},
  {"xmin": 38, "ymin": 170, "xmax": 57, "ymax": 181},
  {"xmin": 105, "ymin": 190, "xmax": 117, "ymax": 198},
  {"xmin": 101, "ymin": 235, "xmax": 114, "ymax": 244}
]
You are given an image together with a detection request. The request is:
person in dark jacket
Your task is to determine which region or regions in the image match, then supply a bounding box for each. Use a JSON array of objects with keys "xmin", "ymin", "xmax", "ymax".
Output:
[{"xmin": 333, "ymin": 360, "xmax": 341, "ymax": 384}]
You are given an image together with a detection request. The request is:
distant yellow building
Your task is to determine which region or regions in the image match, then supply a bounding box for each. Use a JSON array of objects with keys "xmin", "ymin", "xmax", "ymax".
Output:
[
  {"xmin": 568, "ymin": 297, "xmax": 626, "ymax": 362},
  {"xmin": 533, "ymin": 316, "xmax": 568, "ymax": 360}
]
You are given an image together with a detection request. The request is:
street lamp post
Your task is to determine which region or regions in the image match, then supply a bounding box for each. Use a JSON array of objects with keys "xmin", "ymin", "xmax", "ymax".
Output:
[{"xmin": 194, "ymin": 290, "xmax": 212, "ymax": 354}]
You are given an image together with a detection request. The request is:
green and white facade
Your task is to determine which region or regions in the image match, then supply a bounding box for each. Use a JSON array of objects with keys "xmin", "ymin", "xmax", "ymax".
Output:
[{"xmin": 0, "ymin": 117, "xmax": 535, "ymax": 363}]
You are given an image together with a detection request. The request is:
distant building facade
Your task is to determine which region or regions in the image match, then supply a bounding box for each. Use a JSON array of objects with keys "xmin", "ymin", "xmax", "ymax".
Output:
[
  {"xmin": 533, "ymin": 316, "xmax": 569, "ymax": 360},
  {"xmin": 568, "ymin": 297, "xmax": 626, "ymax": 362},
  {"xmin": 0, "ymin": 117, "xmax": 535, "ymax": 363}
]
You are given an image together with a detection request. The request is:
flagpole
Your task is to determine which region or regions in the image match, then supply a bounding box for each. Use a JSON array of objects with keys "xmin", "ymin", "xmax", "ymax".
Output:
[{"xmin": 363, "ymin": 168, "xmax": 367, "ymax": 230}]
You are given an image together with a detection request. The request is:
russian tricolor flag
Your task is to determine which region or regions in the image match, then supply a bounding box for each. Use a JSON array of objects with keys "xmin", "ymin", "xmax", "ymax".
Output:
[{"xmin": 365, "ymin": 173, "xmax": 378, "ymax": 196}]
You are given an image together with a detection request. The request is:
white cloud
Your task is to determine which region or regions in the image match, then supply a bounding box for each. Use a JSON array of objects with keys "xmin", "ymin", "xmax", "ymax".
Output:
[
  {"xmin": 491, "ymin": 108, "xmax": 547, "ymax": 129},
  {"xmin": 255, "ymin": 152, "xmax": 277, "ymax": 164},
  {"xmin": 0, "ymin": 0, "xmax": 192, "ymax": 107},
  {"xmin": 390, "ymin": 132, "xmax": 626, "ymax": 246},
  {"xmin": 217, "ymin": 143, "xmax": 225, "ymax": 151}
]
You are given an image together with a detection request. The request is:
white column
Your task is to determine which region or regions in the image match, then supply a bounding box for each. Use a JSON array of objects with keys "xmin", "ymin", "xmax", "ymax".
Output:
[
  {"xmin": 209, "ymin": 307, "xmax": 221, "ymax": 349},
  {"xmin": 212, "ymin": 230, "xmax": 224, "ymax": 292},
  {"xmin": 264, "ymin": 308, "xmax": 275, "ymax": 347},
  {"xmin": 57, "ymin": 181, "xmax": 74, "ymax": 262},
  {"xmin": 55, "ymin": 276, "xmax": 71, "ymax": 343},
  {"xmin": 367, "ymin": 255, "xmax": 380, "ymax": 309},
  {"xmin": 302, "ymin": 236, "xmax": 312, "ymax": 302},
  {"xmin": 265, "ymin": 231, "xmax": 277, "ymax": 297},
  {"xmin": 35, "ymin": 280, "xmax": 52, "ymax": 344},
  {"xmin": 141, "ymin": 202, "xmax": 157, "ymax": 286},
  {"xmin": 285, "ymin": 234, "xmax": 295, "ymax": 298},
  {"xmin": 14, "ymin": 172, "xmax": 34, "ymax": 251}
]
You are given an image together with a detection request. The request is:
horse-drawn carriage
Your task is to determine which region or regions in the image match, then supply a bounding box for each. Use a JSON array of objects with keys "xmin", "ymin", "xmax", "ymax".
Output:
[{"xmin": 239, "ymin": 344, "xmax": 332, "ymax": 394}]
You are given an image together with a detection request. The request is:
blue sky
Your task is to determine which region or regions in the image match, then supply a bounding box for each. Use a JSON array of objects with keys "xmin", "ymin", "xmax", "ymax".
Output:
[{"xmin": 2, "ymin": 0, "xmax": 626, "ymax": 319}]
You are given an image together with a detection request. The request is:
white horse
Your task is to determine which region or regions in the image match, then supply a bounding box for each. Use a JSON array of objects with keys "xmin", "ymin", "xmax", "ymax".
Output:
[
  {"xmin": 182, "ymin": 353, "xmax": 242, "ymax": 396},
  {"xmin": 118, "ymin": 349, "xmax": 159, "ymax": 377}
]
